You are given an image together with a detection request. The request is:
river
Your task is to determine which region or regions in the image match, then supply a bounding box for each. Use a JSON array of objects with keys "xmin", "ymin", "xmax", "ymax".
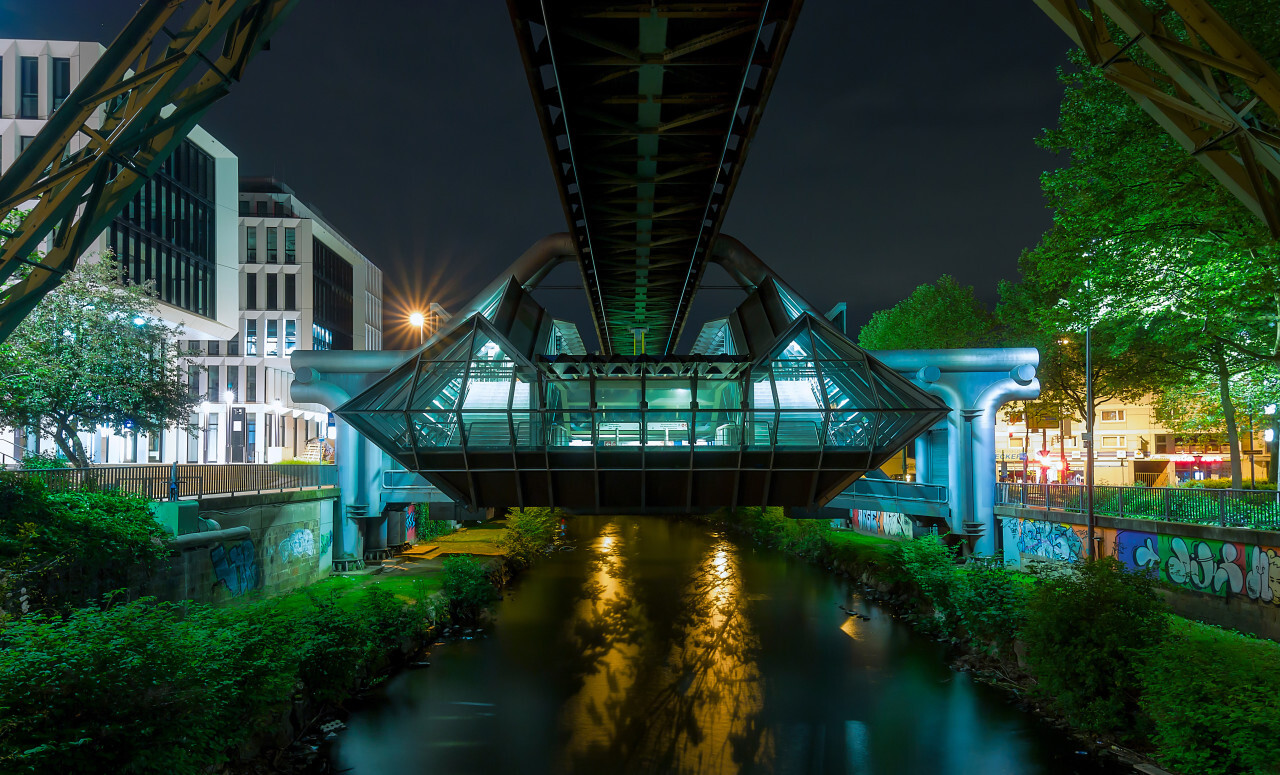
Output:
[{"xmin": 330, "ymin": 515, "xmax": 1122, "ymax": 774}]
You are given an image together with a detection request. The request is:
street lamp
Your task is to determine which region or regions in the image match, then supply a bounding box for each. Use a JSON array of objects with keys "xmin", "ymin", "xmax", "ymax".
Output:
[{"xmin": 409, "ymin": 311, "xmax": 426, "ymax": 345}]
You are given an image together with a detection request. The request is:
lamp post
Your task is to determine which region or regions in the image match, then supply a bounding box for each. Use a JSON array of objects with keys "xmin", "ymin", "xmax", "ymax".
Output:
[
  {"xmin": 1084, "ymin": 322, "xmax": 1096, "ymax": 559},
  {"xmin": 409, "ymin": 311, "xmax": 426, "ymax": 346}
]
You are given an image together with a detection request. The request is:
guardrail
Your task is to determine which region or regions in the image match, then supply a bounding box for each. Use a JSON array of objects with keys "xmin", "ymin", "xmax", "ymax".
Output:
[
  {"xmin": 846, "ymin": 477, "xmax": 948, "ymax": 504},
  {"xmin": 6, "ymin": 463, "xmax": 338, "ymax": 501},
  {"xmin": 997, "ymin": 482, "xmax": 1280, "ymax": 530}
]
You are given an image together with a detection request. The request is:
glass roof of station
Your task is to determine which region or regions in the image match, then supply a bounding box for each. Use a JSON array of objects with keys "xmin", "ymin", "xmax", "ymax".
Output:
[{"xmin": 338, "ymin": 311, "xmax": 947, "ymax": 463}]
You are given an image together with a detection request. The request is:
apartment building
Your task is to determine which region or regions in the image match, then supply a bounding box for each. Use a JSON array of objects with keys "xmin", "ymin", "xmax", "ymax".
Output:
[{"xmin": 994, "ymin": 398, "xmax": 1269, "ymax": 486}]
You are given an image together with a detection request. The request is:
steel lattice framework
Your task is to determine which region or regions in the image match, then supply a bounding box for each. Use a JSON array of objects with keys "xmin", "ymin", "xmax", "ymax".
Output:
[
  {"xmin": 508, "ymin": 0, "xmax": 804, "ymax": 356},
  {"xmin": 0, "ymin": 0, "xmax": 296, "ymax": 343},
  {"xmin": 1035, "ymin": 0, "xmax": 1280, "ymax": 238}
]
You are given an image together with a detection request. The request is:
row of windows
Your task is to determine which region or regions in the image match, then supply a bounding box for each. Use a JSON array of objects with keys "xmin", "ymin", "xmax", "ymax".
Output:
[
  {"xmin": 312, "ymin": 238, "xmax": 354, "ymax": 350},
  {"xmin": 109, "ymin": 223, "xmax": 215, "ymax": 318},
  {"xmin": 244, "ymin": 318, "xmax": 298, "ymax": 357},
  {"xmin": 0, "ymin": 55, "xmax": 70, "ymax": 119},
  {"xmin": 245, "ymin": 225, "xmax": 296, "ymax": 264},
  {"xmin": 239, "ymin": 198, "xmax": 294, "ymax": 218},
  {"xmin": 244, "ymin": 271, "xmax": 297, "ymax": 311}
]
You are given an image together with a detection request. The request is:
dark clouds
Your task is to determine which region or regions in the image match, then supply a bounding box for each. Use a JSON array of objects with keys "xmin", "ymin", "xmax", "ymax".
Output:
[{"xmin": 10, "ymin": 0, "xmax": 1071, "ymax": 348}]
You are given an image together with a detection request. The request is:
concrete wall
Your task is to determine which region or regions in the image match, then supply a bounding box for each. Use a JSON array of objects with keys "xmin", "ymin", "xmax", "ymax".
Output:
[
  {"xmin": 148, "ymin": 490, "xmax": 336, "ymax": 604},
  {"xmin": 836, "ymin": 508, "xmax": 932, "ymax": 541},
  {"xmin": 998, "ymin": 507, "xmax": 1280, "ymax": 641}
]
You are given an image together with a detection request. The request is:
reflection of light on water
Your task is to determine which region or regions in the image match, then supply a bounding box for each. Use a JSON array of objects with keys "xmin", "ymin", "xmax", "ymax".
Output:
[
  {"xmin": 598, "ymin": 534, "xmax": 614, "ymax": 552},
  {"xmin": 840, "ymin": 617, "xmax": 861, "ymax": 640}
]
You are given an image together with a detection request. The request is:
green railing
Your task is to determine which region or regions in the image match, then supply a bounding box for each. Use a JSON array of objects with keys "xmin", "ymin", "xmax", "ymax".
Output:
[
  {"xmin": 6, "ymin": 463, "xmax": 338, "ymax": 501},
  {"xmin": 997, "ymin": 482, "xmax": 1280, "ymax": 530}
]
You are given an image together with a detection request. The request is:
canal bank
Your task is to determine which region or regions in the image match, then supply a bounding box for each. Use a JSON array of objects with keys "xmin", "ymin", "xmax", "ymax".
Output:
[{"xmin": 328, "ymin": 514, "xmax": 1130, "ymax": 775}]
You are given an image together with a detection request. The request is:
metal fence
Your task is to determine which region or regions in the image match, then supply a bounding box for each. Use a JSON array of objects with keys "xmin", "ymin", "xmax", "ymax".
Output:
[
  {"xmin": 997, "ymin": 482, "xmax": 1280, "ymax": 530},
  {"xmin": 6, "ymin": 463, "xmax": 338, "ymax": 501}
]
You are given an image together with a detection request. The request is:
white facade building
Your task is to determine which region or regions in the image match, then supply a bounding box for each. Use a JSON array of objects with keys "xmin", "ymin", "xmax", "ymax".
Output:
[{"xmin": 0, "ymin": 41, "xmax": 383, "ymax": 466}]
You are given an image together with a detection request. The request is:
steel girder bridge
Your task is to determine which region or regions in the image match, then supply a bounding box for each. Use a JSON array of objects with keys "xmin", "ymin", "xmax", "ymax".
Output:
[{"xmin": 0, "ymin": 1, "xmax": 1277, "ymax": 518}]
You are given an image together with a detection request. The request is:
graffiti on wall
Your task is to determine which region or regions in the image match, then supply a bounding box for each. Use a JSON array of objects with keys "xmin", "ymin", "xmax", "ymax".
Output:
[
  {"xmin": 1006, "ymin": 519, "xmax": 1086, "ymax": 563},
  {"xmin": 1111, "ymin": 530, "xmax": 1279, "ymax": 603},
  {"xmin": 854, "ymin": 510, "xmax": 914, "ymax": 539},
  {"xmin": 320, "ymin": 531, "xmax": 332, "ymax": 557},
  {"xmin": 278, "ymin": 528, "xmax": 315, "ymax": 563},
  {"xmin": 1007, "ymin": 516, "xmax": 1280, "ymax": 606},
  {"xmin": 210, "ymin": 540, "xmax": 258, "ymax": 596},
  {"xmin": 405, "ymin": 505, "xmax": 418, "ymax": 544}
]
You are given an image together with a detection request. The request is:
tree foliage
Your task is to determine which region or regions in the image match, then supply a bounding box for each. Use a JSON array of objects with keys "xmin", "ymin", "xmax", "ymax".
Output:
[
  {"xmin": 857, "ymin": 275, "xmax": 996, "ymax": 351},
  {"xmin": 0, "ymin": 254, "xmax": 197, "ymax": 468}
]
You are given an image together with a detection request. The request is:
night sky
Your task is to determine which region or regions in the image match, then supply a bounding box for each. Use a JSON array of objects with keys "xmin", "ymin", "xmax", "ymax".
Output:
[{"xmin": 8, "ymin": 1, "xmax": 1073, "ymax": 349}]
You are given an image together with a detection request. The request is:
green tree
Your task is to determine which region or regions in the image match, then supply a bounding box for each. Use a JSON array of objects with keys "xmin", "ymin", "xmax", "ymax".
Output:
[
  {"xmin": 0, "ymin": 254, "xmax": 196, "ymax": 467},
  {"xmin": 857, "ymin": 275, "xmax": 996, "ymax": 350}
]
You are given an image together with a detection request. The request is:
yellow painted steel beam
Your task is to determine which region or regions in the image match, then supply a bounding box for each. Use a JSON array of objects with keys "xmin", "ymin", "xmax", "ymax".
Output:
[
  {"xmin": 1033, "ymin": 0, "xmax": 1280, "ymax": 237},
  {"xmin": 0, "ymin": 0, "xmax": 298, "ymax": 344}
]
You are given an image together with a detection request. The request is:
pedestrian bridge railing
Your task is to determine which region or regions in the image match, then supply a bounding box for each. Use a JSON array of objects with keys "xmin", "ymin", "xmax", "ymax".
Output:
[
  {"xmin": 997, "ymin": 482, "xmax": 1280, "ymax": 530},
  {"xmin": 5, "ymin": 463, "xmax": 338, "ymax": 501}
]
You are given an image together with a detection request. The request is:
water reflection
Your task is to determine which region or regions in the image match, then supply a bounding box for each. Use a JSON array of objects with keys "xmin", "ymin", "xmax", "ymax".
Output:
[{"xmin": 561, "ymin": 526, "xmax": 771, "ymax": 774}]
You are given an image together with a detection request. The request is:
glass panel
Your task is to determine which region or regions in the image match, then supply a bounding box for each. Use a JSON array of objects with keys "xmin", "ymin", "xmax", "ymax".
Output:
[{"xmin": 546, "ymin": 379, "xmax": 591, "ymax": 446}]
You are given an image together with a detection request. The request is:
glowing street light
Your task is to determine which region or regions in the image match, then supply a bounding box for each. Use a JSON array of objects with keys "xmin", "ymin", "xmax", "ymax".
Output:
[{"xmin": 409, "ymin": 311, "xmax": 426, "ymax": 345}]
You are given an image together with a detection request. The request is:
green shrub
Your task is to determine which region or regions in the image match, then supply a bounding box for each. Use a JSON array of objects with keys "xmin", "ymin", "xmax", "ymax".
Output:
[
  {"xmin": 499, "ymin": 507, "xmax": 559, "ymax": 567},
  {"xmin": 441, "ymin": 555, "xmax": 496, "ymax": 623},
  {"xmin": 17, "ymin": 452, "xmax": 69, "ymax": 470},
  {"xmin": 899, "ymin": 534, "xmax": 959, "ymax": 628},
  {"xmin": 953, "ymin": 559, "xmax": 1030, "ymax": 657},
  {"xmin": 1021, "ymin": 557, "xmax": 1168, "ymax": 739},
  {"xmin": 1141, "ymin": 623, "xmax": 1280, "ymax": 775},
  {"xmin": 778, "ymin": 518, "xmax": 830, "ymax": 560},
  {"xmin": 1187, "ymin": 478, "xmax": 1273, "ymax": 491},
  {"xmin": 0, "ymin": 474, "xmax": 168, "ymax": 613},
  {"xmin": 0, "ymin": 598, "xmax": 298, "ymax": 774}
]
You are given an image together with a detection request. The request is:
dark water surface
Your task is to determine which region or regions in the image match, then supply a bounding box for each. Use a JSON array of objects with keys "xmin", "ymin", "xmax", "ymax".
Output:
[{"xmin": 331, "ymin": 516, "xmax": 1120, "ymax": 775}]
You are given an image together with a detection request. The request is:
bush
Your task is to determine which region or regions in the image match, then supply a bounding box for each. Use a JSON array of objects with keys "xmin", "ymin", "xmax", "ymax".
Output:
[
  {"xmin": 0, "ymin": 598, "xmax": 298, "ymax": 774},
  {"xmin": 953, "ymin": 559, "xmax": 1030, "ymax": 657},
  {"xmin": 0, "ymin": 584, "xmax": 442, "ymax": 773},
  {"xmin": 499, "ymin": 507, "xmax": 559, "ymax": 567},
  {"xmin": 1187, "ymin": 478, "xmax": 1274, "ymax": 491},
  {"xmin": 441, "ymin": 555, "xmax": 496, "ymax": 623},
  {"xmin": 1141, "ymin": 623, "xmax": 1280, "ymax": 775},
  {"xmin": 1021, "ymin": 557, "xmax": 1168, "ymax": 738},
  {"xmin": 17, "ymin": 452, "xmax": 69, "ymax": 470},
  {"xmin": 778, "ymin": 518, "xmax": 830, "ymax": 560},
  {"xmin": 899, "ymin": 534, "xmax": 959, "ymax": 629},
  {"xmin": 0, "ymin": 474, "xmax": 168, "ymax": 614}
]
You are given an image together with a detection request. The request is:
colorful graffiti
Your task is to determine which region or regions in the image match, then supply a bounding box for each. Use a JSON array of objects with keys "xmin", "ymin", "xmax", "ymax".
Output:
[
  {"xmin": 405, "ymin": 504, "xmax": 418, "ymax": 544},
  {"xmin": 278, "ymin": 528, "xmax": 315, "ymax": 563},
  {"xmin": 853, "ymin": 510, "xmax": 914, "ymax": 539},
  {"xmin": 210, "ymin": 540, "xmax": 258, "ymax": 596},
  {"xmin": 1006, "ymin": 519, "xmax": 1086, "ymax": 563},
  {"xmin": 1110, "ymin": 530, "xmax": 1279, "ymax": 603},
  {"xmin": 320, "ymin": 530, "xmax": 333, "ymax": 557},
  {"xmin": 1006, "ymin": 516, "xmax": 1280, "ymax": 606}
]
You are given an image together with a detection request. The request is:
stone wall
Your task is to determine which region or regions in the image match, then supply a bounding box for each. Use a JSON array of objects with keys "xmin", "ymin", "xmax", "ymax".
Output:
[
  {"xmin": 147, "ymin": 490, "xmax": 337, "ymax": 604},
  {"xmin": 998, "ymin": 506, "xmax": 1280, "ymax": 641}
]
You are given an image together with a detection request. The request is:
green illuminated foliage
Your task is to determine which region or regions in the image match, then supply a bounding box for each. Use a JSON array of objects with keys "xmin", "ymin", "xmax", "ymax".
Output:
[{"xmin": 857, "ymin": 275, "xmax": 996, "ymax": 351}]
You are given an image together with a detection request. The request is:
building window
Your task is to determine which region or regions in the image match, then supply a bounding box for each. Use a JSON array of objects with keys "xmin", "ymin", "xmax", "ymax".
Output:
[
  {"xmin": 312, "ymin": 239, "xmax": 354, "ymax": 350},
  {"xmin": 267, "ymin": 228, "xmax": 277, "ymax": 264},
  {"xmin": 1101, "ymin": 436, "xmax": 1126, "ymax": 448},
  {"xmin": 284, "ymin": 319, "xmax": 297, "ymax": 355},
  {"xmin": 19, "ymin": 136, "xmax": 35, "ymax": 154},
  {"xmin": 188, "ymin": 364, "xmax": 201, "ymax": 398},
  {"xmin": 266, "ymin": 319, "xmax": 279, "ymax": 357},
  {"xmin": 239, "ymin": 200, "xmax": 249, "ymax": 216},
  {"xmin": 228, "ymin": 335, "xmax": 239, "ymax": 356},
  {"xmin": 246, "ymin": 273, "xmax": 257, "ymax": 310},
  {"xmin": 284, "ymin": 228, "xmax": 296, "ymax": 264},
  {"xmin": 207, "ymin": 365, "xmax": 220, "ymax": 401},
  {"xmin": 256, "ymin": 200, "xmax": 266, "ymax": 216},
  {"xmin": 246, "ymin": 226, "xmax": 257, "ymax": 263},
  {"xmin": 285, "ymin": 273, "xmax": 296, "ymax": 310},
  {"xmin": 245, "ymin": 319, "xmax": 258, "ymax": 356},
  {"xmin": 247, "ymin": 365, "xmax": 257, "ymax": 402},
  {"xmin": 187, "ymin": 413, "xmax": 200, "ymax": 463},
  {"xmin": 227, "ymin": 365, "xmax": 239, "ymax": 403},
  {"xmin": 148, "ymin": 431, "xmax": 162, "ymax": 463},
  {"xmin": 313, "ymin": 323, "xmax": 332, "ymax": 351},
  {"xmin": 266, "ymin": 273, "xmax": 278, "ymax": 310},
  {"xmin": 1101, "ymin": 410, "xmax": 1126, "ymax": 422},
  {"xmin": 208, "ymin": 340, "xmax": 219, "ymax": 356},
  {"xmin": 247, "ymin": 415, "xmax": 257, "ymax": 463},
  {"xmin": 52, "ymin": 58, "xmax": 71, "ymax": 112},
  {"xmin": 19, "ymin": 57, "xmax": 38, "ymax": 118}
]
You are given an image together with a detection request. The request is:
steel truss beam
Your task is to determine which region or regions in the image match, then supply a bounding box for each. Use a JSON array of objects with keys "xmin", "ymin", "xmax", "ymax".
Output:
[
  {"xmin": 1034, "ymin": 0, "xmax": 1280, "ymax": 238},
  {"xmin": 0, "ymin": 0, "xmax": 298, "ymax": 344}
]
